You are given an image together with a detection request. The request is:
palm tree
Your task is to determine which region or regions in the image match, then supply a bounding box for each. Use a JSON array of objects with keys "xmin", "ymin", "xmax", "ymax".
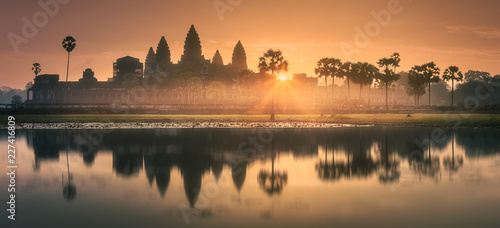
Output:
[
  {"xmin": 442, "ymin": 66, "xmax": 463, "ymax": 107},
  {"xmin": 32, "ymin": 62, "xmax": 41, "ymax": 77},
  {"xmin": 411, "ymin": 62, "xmax": 440, "ymax": 106},
  {"xmin": 407, "ymin": 70, "xmax": 426, "ymax": 106},
  {"xmin": 62, "ymin": 36, "xmax": 76, "ymax": 103},
  {"xmin": 390, "ymin": 53, "xmax": 401, "ymax": 73},
  {"xmin": 351, "ymin": 62, "xmax": 378, "ymax": 102},
  {"xmin": 315, "ymin": 58, "xmax": 342, "ymax": 103},
  {"xmin": 339, "ymin": 61, "xmax": 354, "ymax": 103},
  {"xmin": 258, "ymin": 49, "xmax": 289, "ymax": 121},
  {"xmin": 377, "ymin": 53, "xmax": 401, "ymax": 109}
]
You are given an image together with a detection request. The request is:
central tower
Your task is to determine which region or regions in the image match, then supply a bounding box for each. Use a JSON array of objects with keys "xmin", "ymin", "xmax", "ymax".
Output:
[{"xmin": 179, "ymin": 25, "xmax": 205, "ymax": 71}]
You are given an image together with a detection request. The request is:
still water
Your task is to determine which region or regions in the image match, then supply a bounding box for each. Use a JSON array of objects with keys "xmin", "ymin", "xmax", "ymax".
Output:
[{"xmin": 1, "ymin": 127, "xmax": 500, "ymax": 228}]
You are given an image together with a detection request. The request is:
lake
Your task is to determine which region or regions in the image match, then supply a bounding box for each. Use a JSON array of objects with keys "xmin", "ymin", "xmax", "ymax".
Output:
[{"xmin": 1, "ymin": 127, "xmax": 500, "ymax": 228}]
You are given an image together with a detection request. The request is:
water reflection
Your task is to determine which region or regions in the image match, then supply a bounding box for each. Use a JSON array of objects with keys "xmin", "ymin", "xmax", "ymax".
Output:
[
  {"xmin": 258, "ymin": 141, "xmax": 288, "ymax": 196},
  {"xmin": 19, "ymin": 128, "xmax": 499, "ymax": 197},
  {"xmin": 62, "ymin": 150, "xmax": 76, "ymax": 201},
  {"xmin": 5, "ymin": 127, "xmax": 500, "ymax": 227}
]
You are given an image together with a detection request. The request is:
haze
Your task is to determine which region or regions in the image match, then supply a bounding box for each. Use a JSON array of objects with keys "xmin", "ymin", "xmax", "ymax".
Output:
[{"xmin": 1, "ymin": 0, "xmax": 500, "ymax": 89}]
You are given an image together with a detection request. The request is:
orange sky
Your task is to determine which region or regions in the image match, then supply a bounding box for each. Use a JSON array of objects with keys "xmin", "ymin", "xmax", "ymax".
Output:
[{"xmin": 1, "ymin": 0, "xmax": 500, "ymax": 89}]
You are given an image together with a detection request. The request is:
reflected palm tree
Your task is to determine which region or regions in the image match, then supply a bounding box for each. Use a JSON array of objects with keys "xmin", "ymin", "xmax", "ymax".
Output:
[
  {"xmin": 443, "ymin": 132, "xmax": 464, "ymax": 180},
  {"xmin": 62, "ymin": 150, "xmax": 76, "ymax": 201},
  {"xmin": 409, "ymin": 133, "xmax": 441, "ymax": 182},
  {"xmin": 408, "ymin": 151, "xmax": 424, "ymax": 181},
  {"xmin": 379, "ymin": 132, "xmax": 400, "ymax": 184},
  {"xmin": 316, "ymin": 144, "xmax": 343, "ymax": 181},
  {"xmin": 423, "ymin": 134, "xmax": 441, "ymax": 181},
  {"xmin": 258, "ymin": 141, "xmax": 288, "ymax": 196}
]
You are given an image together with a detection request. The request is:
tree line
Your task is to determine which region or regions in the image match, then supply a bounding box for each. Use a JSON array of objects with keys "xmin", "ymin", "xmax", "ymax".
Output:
[{"xmin": 313, "ymin": 52, "xmax": 500, "ymax": 109}]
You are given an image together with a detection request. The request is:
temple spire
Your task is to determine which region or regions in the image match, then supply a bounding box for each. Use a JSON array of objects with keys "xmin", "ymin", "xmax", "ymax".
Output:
[
  {"xmin": 144, "ymin": 47, "xmax": 156, "ymax": 76},
  {"xmin": 212, "ymin": 50, "xmax": 223, "ymax": 65},
  {"xmin": 155, "ymin": 36, "xmax": 171, "ymax": 72},
  {"xmin": 232, "ymin": 40, "xmax": 248, "ymax": 71},
  {"xmin": 180, "ymin": 25, "xmax": 204, "ymax": 69}
]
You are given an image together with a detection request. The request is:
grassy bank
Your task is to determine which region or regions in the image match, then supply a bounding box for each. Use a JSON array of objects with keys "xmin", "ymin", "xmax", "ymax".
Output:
[{"xmin": 1, "ymin": 114, "xmax": 499, "ymax": 127}]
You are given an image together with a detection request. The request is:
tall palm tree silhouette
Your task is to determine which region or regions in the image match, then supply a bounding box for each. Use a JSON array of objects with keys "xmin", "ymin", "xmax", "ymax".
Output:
[
  {"xmin": 32, "ymin": 62, "xmax": 41, "ymax": 77},
  {"xmin": 62, "ymin": 36, "xmax": 76, "ymax": 103},
  {"xmin": 258, "ymin": 49, "xmax": 288, "ymax": 121},
  {"xmin": 442, "ymin": 66, "xmax": 463, "ymax": 108},
  {"xmin": 315, "ymin": 58, "xmax": 342, "ymax": 106}
]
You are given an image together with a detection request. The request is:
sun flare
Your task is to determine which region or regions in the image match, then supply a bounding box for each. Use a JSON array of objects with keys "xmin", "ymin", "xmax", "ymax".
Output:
[{"xmin": 279, "ymin": 75, "xmax": 288, "ymax": 81}]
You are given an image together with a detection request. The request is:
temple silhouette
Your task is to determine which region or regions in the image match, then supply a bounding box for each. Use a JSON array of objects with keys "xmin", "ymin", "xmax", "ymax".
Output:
[{"xmin": 25, "ymin": 25, "xmax": 250, "ymax": 105}]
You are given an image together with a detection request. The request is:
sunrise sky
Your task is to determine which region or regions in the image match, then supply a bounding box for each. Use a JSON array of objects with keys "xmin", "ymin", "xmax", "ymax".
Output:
[{"xmin": 1, "ymin": 0, "xmax": 499, "ymax": 89}]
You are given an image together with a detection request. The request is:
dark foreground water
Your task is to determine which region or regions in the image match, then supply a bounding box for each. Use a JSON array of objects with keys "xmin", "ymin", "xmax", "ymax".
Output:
[{"xmin": 1, "ymin": 127, "xmax": 500, "ymax": 228}]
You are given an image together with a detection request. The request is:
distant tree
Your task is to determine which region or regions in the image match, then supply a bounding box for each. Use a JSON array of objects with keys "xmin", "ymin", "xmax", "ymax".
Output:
[
  {"xmin": 339, "ymin": 61, "xmax": 354, "ymax": 102},
  {"xmin": 233, "ymin": 69, "xmax": 255, "ymax": 85},
  {"xmin": 442, "ymin": 66, "xmax": 463, "ymax": 107},
  {"xmin": 62, "ymin": 36, "xmax": 76, "ymax": 103},
  {"xmin": 122, "ymin": 73, "xmax": 139, "ymax": 103},
  {"xmin": 377, "ymin": 53, "xmax": 401, "ymax": 109},
  {"xmin": 315, "ymin": 58, "xmax": 331, "ymax": 97},
  {"xmin": 169, "ymin": 69, "xmax": 196, "ymax": 103},
  {"xmin": 122, "ymin": 73, "xmax": 139, "ymax": 88},
  {"xmin": 208, "ymin": 81, "xmax": 226, "ymax": 100},
  {"xmin": 258, "ymin": 49, "xmax": 289, "ymax": 121},
  {"xmin": 391, "ymin": 53, "xmax": 401, "ymax": 72},
  {"xmin": 232, "ymin": 69, "xmax": 255, "ymax": 97},
  {"xmin": 148, "ymin": 70, "xmax": 167, "ymax": 104},
  {"xmin": 148, "ymin": 71, "xmax": 166, "ymax": 88},
  {"xmin": 464, "ymin": 70, "xmax": 490, "ymax": 83},
  {"xmin": 11, "ymin": 95, "xmax": 22, "ymax": 105},
  {"xmin": 315, "ymin": 58, "xmax": 342, "ymax": 100},
  {"xmin": 410, "ymin": 62, "xmax": 440, "ymax": 106},
  {"xmin": 32, "ymin": 62, "xmax": 41, "ymax": 77},
  {"xmin": 429, "ymin": 81, "xmax": 450, "ymax": 106},
  {"xmin": 25, "ymin": 82, "xmax": 33, "ymax": 90},
  {"xmin": 187, "ymin": 77, "xmax": 203, "ymax": 103},
  {"xmin": 352, "ymin": 62, "xmax": 378, "ymax": 101},
  {"xmin": 62, "ymin": 36, "xmax": 76, "ymax": 82},
  {"xmin": 407, "ymin": 70, "xmax": 426, "ymax": 106}
]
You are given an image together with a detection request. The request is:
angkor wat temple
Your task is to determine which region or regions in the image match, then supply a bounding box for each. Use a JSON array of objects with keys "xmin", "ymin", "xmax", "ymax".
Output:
[{"xmin": 25, "ymin": 25, "xmax": 257, "ymax": 106}]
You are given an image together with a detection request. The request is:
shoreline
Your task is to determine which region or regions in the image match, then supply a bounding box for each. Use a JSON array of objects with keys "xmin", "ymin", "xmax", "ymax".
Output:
[
  {"xmin": 1, "ymin": 114, "xmax": 499, "ymax": 129},
  {"xmin": 9, "ymin": 122, "xmax": 362, "ymax": 129}
]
